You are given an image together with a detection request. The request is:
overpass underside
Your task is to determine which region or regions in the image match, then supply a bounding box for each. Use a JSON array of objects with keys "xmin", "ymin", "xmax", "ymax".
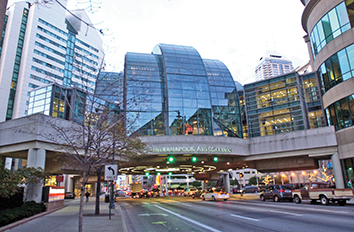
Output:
[{"xmin": 0, "ymin": 114, "xmax": 339, "ymax": 179}]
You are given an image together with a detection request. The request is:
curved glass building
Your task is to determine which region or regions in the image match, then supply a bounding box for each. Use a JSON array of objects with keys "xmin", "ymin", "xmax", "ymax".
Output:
[
  {"xmin": 301, "ymin": 0, "xmax": 354, "ymax": 184},
  {"xmin": 123, "ymin": 43, "xmax": 242, "ymax": 138}
]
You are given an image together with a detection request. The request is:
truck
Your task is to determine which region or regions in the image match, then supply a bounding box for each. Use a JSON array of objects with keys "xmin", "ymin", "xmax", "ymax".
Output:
[
  {"xmin": 130, "ymin": 182, "xmax": 143, "ymax": 198},
  {"xmin": 292, "ymin": 182, "xmax": 353, "ymax": 206}
]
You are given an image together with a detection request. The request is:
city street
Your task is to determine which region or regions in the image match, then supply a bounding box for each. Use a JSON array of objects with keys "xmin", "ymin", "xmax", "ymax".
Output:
[
  {"xmin": 120, "ymin": 196, "xmax": 354, "ymax": 232},
  {"xmin": 3, "ymin": 195, "xmax": 354, "ymax": 232}
]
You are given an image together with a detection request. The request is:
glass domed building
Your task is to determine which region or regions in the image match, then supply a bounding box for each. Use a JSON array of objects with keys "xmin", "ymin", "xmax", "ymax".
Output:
[{"xmin": 123, "ymin": 43, "xmax": 243, "ymax": 138}]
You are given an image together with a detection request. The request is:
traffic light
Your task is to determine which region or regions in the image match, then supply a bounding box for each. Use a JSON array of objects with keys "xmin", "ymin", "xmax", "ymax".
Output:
[
  {"xmin": 145, "ymin": 172, "xmax": 150, "ymax": 176},
  {"xmin": 167, "ymin": 156, "xmax": 175, "ymax": 163},
  {"xmin": 168, "ymin": 172, "xmax": 173, "ymax": 176},
  {"xmin": 239, "ymin": 173, "xmax": 244, "ymax": 178},
  {"xmin": 213, "ymin": 156, "xmax": 218, "ymax": 162},
  {"xmin": 156, "ymin": 172, "xmax": 161, "ymax": 176},
  {"xmin": 191, "ymin": 156, "xmax": 197, "ymax": 162}
]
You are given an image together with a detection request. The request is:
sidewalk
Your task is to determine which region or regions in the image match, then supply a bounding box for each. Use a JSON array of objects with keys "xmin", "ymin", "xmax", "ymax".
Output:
[{"xmin": 1, "ymin": 197, "xmax": 126, "ymax": 232}]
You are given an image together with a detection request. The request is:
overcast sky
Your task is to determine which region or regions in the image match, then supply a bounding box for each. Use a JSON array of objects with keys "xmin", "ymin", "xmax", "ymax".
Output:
[{"xmin": 9, "ymin": 0, "xmax": 310, "ymax": 85}]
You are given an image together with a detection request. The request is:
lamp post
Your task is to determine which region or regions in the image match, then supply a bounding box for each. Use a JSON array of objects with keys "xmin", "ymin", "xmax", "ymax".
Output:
[
  {"xmin": 281, "ymin": 174, "xmax": 285, "ymax": 185},
  {"xmin": 109, "ymin": 142, "xmax": 115, "ymax": 220},
  {"xmin": 291, "ymin": 172, "xmax": 295, "ymax": 184}
]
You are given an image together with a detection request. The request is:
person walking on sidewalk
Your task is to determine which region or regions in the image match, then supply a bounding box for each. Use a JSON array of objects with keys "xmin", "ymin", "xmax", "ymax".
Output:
[{"xmin": 85, "ymin": 191, "xmax": 90, "ymax": 203}]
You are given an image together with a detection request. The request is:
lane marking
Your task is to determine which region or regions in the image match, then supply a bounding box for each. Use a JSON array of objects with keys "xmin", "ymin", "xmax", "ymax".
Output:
[
  {"xmin": 181, "ymin": 203, "xmax": 193, "ymax": 207},
  {"xmin": 269, "ymin": 210, "xmax": 302, "ymax": 216},
  {"xmin": 228, "ymin": 201, "xmax": 351, "ymax": 214},
  {"xmin": 138, "ymin": 213, "xmax": 168, "ymax": 217},
  {"xmin": 230, "ymin": 214, "xmax": 260, "ymax": 222},
  {"xmin": 154, "ymin": 205, "xmax": 223, "ymax": 232}
]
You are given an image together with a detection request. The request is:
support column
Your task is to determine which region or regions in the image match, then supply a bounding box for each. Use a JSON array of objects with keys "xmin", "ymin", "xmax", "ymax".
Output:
[
  {"xmin": 202, "ymin": 180, "xmax": 207, "ymax": 190},
  {"xmin": 186, "ymin": 175, "xmax": 189, "ymax": 189},
  {"xmin": 26, "ymin": 148, "xmax": 46, "ymax": 203},
  {"xmin": 332, "ymin": 152, "xmax": 345, "ymax": 188},
  {"xmin": 224, "ymin": 174, "xmax": 230, "ymax": 194}
]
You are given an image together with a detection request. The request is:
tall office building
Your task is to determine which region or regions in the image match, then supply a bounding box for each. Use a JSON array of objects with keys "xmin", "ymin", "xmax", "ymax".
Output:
[
  {"xmin": 0, "ymin": 0, "xmax": 104, "ymax": 122},
  {"xmin": 0, "ymin": 0, "xmax": 7, "ymax": 33},
  {"xmin": 123, "ymin": 43, "xmax": 243, "ymax": 138},
  {"xmin": 301, "ymin": 0, "xmax": 354, "ymax": 183},
  {"xmin": 255, "ymin": 51, "xmax": 294, "ymax": 81}
]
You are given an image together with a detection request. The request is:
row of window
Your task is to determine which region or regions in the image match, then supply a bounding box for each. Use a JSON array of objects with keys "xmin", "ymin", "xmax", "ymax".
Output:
[
  {"xmin": 34, "ymin": 49, "xmax": 65, "ymax": 65},
  {"xmin": 39, "ymin": 18, "xmax": 99, "ymax": 54},
  {"xmin": 33, "ymin": 57, "xmax": 64, "ymax": 73},
  {"xmin": 36, "ymin": 33, "xmax": 66, "ymax": 50},
  {"xmin": 326, "ymin": 94, "xmax": 354, "ymax": 130},
  {"xmin": 318, "ymin": 43, "xmax": 354, "ymax": 93},
  {"xmin": 31, "ymin": 66, "xmax": 63, "ymax": 81},
  {"xmin": 310, "ymin": 1, "xmax": 351, "ymax": 57},
  {"xmin": 30, "ymin": 74, "xmax": 52, "ymax": 84},
  {"xmin": 6, "ymin": 9, "xmax": 28, "ymax": 120},
  {"xmin": 72, "ymin": 66, "xmax": 97, "ymax": 79}
]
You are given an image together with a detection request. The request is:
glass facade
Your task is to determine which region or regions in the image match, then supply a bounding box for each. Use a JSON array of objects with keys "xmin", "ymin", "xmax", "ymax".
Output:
[
  {"xmin": 313, "ymin": 1, "xmax": 354, "ymax": 132},
  {"xmin": 342, "ymin": 157, "xmax": 354, "ymax": 184},
  {"xmin": 124, "ymin": 44, "xmax": 242, "ymax": 137},
  {"xmin": 318, "ymin": 43, "xmax": 354, "ymax": 94},
  {"xmin": 310, "ymin": 1, "xmax": 353, "ymax": 58},
  {"xmin": 301, "ymin": 72, "xmax": 326, "ymax": 129},
  {"xmin": 204, "ymin": 59, "xmax": 242, "ymax": 137},
  {"xmin": 244, "ymin": 72, "xmax": 305, "ymax": 138},
  {"xmin": 325, "ymin": 94, "xmax": 354, "ymax": 130},
  {"xmin": 28, "ymin": 84, "xmax": 87, "ymax": 123}
]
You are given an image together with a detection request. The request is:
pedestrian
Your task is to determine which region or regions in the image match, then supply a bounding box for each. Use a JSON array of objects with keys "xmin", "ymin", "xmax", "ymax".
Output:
[
  {"xmin": 85, "ymin": 191, "xmax": 90, "ymax": 203},
  {"xmin": 347, "ymin": 180, "xmax": 352, "ymax": 189}
]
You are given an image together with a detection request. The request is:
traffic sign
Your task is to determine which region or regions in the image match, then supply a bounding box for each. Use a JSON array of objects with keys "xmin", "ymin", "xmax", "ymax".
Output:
[{"xmin": 104, "ymin": 164, "xmax": 118, "ymax": 180}]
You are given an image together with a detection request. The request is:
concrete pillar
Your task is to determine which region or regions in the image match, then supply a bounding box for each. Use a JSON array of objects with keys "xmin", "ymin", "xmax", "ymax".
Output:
[
  {"xmin": 25, "ymin": 148, "xmax": 46, "ymax": 203},
  {"xmin": 332, "ymin": 152, "xmax": 345, "ymax": 188},
  {"xmin": 224, "ymin": 173, "xmax": 230, "ymax": 194},
  {"xmin": 186, "ymin": 175, "xmax": 189, "ymax": 189},
  {"xmin": 202, "ymin": 180, "xmax": 207, "ymax": 190}
]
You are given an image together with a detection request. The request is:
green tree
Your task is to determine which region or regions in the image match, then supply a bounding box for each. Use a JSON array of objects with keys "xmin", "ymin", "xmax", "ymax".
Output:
[
  {"xmin": 230, "ymin": 178, "xmax": 239, "ymax": 186},
  {"xmin": 248, "ymin": 175, "xmax": 261, "ymax": 186},
  {"xmin": 0, "ymin": 165, "xmax": 49, "ymax": 199}
]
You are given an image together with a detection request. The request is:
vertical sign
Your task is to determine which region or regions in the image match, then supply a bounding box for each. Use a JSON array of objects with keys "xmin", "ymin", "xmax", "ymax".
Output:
[{"xmin": 105, "ymin": 164, "xmax": 118, "ymax": 181}]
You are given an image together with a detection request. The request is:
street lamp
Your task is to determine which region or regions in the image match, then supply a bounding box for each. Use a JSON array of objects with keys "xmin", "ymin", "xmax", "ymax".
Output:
[{"xmin": 291, "ymin": 172, "xmax": 295, "ymax": 184}]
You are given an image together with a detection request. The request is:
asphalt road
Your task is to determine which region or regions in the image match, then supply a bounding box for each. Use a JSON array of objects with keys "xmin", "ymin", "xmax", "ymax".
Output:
[{"xmin": 120, "ymin": 196, "xmax": 354, "ymax": 232}]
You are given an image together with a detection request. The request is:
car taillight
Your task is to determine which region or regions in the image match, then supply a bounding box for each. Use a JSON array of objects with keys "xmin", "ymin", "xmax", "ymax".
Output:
[{"xmin": 279, "ymin": 190, "xmax": 285, "ymax": 193}]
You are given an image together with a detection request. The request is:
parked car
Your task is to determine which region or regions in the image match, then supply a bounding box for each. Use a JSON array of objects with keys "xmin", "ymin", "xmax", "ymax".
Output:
[
  {"xmin": 192, "ymin": 189, "xmax": 206, "ymax": 199},
  {"xmin": 242, "ymin": 186, "xmax": 260, "ymax": 193},
  {"xmin": 184, "ymin": 188, "xmax": 198, "ymax": 197},
  {"xmin": 292, "ymin": 182, "xmax": 354, "ymax": 206},
  {"xmin": 64, "ymin": 192, "xmax": 75, "ymax": 199},
  {"xmin": 115, "ymin": 190, "xmax": 126, "ymax": 197},
  {"xmin": 201, "ymin": 188, "xmax": 229, "ymax": 201},
  {"xmin": 232, "ymin": 186, "xmax": 242, "ymax": 194},
  {"xmin": 260, "ymin": 184, "xmax": 293, "ymax": 202}
]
